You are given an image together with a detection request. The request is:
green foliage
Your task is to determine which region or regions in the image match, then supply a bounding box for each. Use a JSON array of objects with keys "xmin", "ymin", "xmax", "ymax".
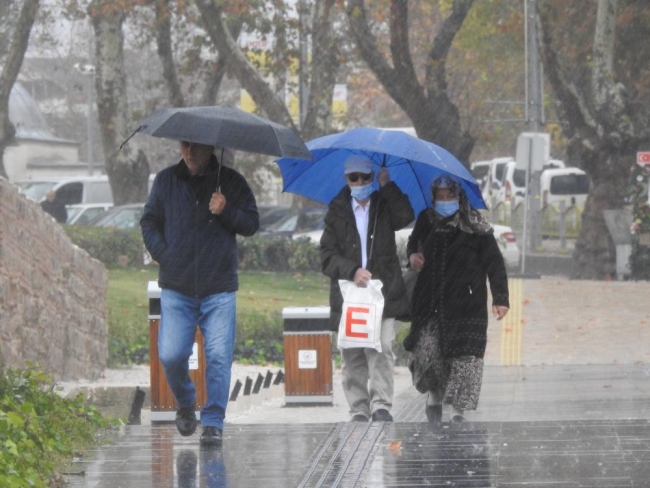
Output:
[
  {"xmin": 63, "ymin": 225, "xmax": 144, "ymax": 267},
  {"xmin": 107, "ymin": 268, "xmax": 331, "ymax": 366},
  {"xmin": 234, "ymin": 311, "xmax": 284, "ymax": 364},
  {"xmin": 0, "ymin": 363, "xmax": 114, "ymax": 487},
  {"xmin": 237, "ymin": 236, "xmax": 321, "ymax": 273},
  {"xmin": 107, "ymin": 268, "xmax": 158, "ymax": 367}
]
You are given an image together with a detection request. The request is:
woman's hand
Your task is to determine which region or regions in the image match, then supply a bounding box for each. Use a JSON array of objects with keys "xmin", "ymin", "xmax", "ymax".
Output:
[
  {"xmin": 409, "ymin": 252, "xmax": 424, "ymax": 271},
  {"xmin": 492, "ymin": 305, "xmax": 509, "ymax": 320}
]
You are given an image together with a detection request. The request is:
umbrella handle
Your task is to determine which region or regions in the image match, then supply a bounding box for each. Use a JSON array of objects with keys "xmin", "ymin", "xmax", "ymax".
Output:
[
  {"xmin": 216, "ymin": 147, "xmax": 225, "ymax": 191},
  {"xmin": 119, "ymin": 125, "xmax": 143, "ymax": 150}
]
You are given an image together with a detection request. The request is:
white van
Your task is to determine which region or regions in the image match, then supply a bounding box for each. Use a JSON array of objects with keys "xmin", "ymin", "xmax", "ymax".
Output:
[
  {"xmin": 471, "ymin": 157, "xmax": 513, "ymax": 206},
  {"xmin": 15, "ymin": 175, "xmax": 156, "ymax": 206},
  {"xmin": 15, "ymin": 176, "xmax": 113, "ymax": 205},
  {"xmin": 498, "ymin": 159, "xmax": 568, "ymax": 208},
  {"xmin": 540, "ymin": 167, "xmax": 590, "ymax": 208}
]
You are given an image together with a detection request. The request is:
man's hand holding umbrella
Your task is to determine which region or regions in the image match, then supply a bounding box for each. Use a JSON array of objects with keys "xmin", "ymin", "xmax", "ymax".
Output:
[{"xmin": 209, "ymin": 191, "xmax": 226, "ymax": 215}]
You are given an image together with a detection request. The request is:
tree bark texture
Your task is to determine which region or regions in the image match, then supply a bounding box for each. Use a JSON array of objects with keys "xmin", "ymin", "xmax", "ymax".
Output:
[
  {"xmin": 90, "ymin": 1, "xmax": 149, "ymax": 205},
  {"xmin": 0, "ymin": 0, "xmax": 40, "ymax": 179},
  {"xmin": 346, "ymin": 0, "xmax": 475, "ymax": 163},
  {"xmin": 194, "ymin": 0, "xmax": 297, "ymax": 131},
  {"xmin": 155, "ymin": 0, "xmax": 185, "ymax": 108},
  {"xmin": 301, "ymin": 0, "xmax": 340, "ymax": 142},
  {"xmin": 538, "ymin": 0, "xmax": 648, "ymax": 279}
]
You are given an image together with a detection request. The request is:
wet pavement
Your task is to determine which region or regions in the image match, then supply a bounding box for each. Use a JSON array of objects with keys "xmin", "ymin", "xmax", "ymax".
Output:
[{"xmin": 62, "ymin": 277, "xmax": 650, "ymax": 487}]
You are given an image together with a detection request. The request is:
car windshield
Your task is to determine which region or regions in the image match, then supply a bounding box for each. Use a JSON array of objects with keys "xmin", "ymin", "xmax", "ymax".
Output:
[
  {"xmin": 66, "ymin": 206, "xmax": 84, "ymax": 221},
  {"xmin": 92, "ymin": 206, "xmax": 144, "ymax": 230},
  {"xmin": 550, "ymin": 174, "xmax": 590, "ymax": 195},
  {"xmin": 269, "ymin": 213, "xmax": 299, "ymax": 232},
  {"xmin": 15, "ymin": 181, "xmax": 56, "ymax": 201}
]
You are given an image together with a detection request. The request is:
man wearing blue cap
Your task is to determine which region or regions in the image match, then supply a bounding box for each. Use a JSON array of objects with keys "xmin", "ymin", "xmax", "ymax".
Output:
[{"xmin": 321, "ymin": 154, "xmax": 414, "ymax": 422}]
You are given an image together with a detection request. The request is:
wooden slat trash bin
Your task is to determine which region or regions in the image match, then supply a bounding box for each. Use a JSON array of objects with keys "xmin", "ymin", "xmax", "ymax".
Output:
[
  {"xmin": 148, "ymin": 281, "xmax": 207, "ymax": 422},
  {"xmin": 282, "ymin": 306, "xmax": 333, "ymax": 405}
]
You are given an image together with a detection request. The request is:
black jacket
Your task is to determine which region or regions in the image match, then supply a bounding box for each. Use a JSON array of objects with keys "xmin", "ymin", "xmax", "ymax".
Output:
[
  {"xmin": 320, "ymin": 182, "xmax": 414, "ymax": 330},
  {"xmin": 404, "ymin": 209, "xmax": 509, "ymax": 358},
  {"xmin": 41, "ymin": 200, "xmax": 67, "ymax": 223},
  {"xmin": 141, "ymin": 156, "xmax": 258, "ymax": 298}
]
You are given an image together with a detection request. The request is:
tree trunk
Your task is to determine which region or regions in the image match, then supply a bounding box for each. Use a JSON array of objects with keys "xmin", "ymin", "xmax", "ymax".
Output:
[
  {"xmin": 0, "ymin": 0, "xmax": 40, "ymax": 179},
  {"xmin": 90, "ymin": 1, "xmax": 149, "ymax": 205},
  {"xmin": 538, "ymin": 0, "xmax": 647, "ymax": 279},
  {"xmin": 194, "ymin": 0, "xmax": 298, "ymax": 131},
  {"xmin": 572, "ymin": 153, "xmax": 629, "ymax": 279},
  {"xmin": 346, "ymin": 0, "xmax": 475, "ymax": 162},
  {"xmin": 155, "ymin": 0, "xmax": 184, "ymax": 108}
]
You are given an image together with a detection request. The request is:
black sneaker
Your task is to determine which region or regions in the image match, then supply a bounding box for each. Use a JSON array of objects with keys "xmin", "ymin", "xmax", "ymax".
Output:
[
  {"xmin": 200, "ymin": 426, "xmax": 223, "ymax": 446},
  {"xmin": 351, "ymin": 414, "xmax": 369, "ymax": 422},
  {"xmin": 425, "ymin": 405, "xmax": 443, "ymax": 425},
  {"xmin": 175, "ymin": 406, "xmax": 198, "ymax": 437},
  {"xmin": 371, "ymin": 409, "xmax": 393, "ymax": 422}
]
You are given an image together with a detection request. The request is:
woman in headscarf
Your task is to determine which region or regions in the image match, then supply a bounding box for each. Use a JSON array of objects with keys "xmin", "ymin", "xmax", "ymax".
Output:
[{"xmin": 402, "ymin": 174, "xmax": 510, "ymax": 425}]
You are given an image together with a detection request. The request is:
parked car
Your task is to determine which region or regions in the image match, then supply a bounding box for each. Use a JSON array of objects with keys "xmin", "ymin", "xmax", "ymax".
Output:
[
  {"xmin": 15, "ymin": 175, "xmax": 156, "ymax": 206},
  {"xmin": 15, "ymin": 176, "xmax": 114, "ymax": 205},
  {"xmin": 540, "ymin": 167, "xmax": 590, "ymax": 208},
  {"xmin": 261, "ymin": 207, "xmax": 327, "ymax": 238},
  {"xmin": 88, "ymin": 203, "xmax": 146, "ymax": 230},
  {"xmin": 66, "ymin": 203, "xmax": 113, "ymax": 225},
  {"xmin": 471, "ymin": 157, "xmax": 513, "ymax": 207},
  {"xmin": 394, "ymin": 220, "xmax": 520, "ymax": 270},
  {"xmin": 258, "ymin": 205, "xmax": 293, "ymax": 231},
  {"xmin": 497, "ymin": 161, "xmax": 527, "ymax": 208}
]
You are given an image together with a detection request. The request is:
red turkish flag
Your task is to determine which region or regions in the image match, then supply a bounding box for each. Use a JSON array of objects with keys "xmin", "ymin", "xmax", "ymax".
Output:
[{"xmin": 638, "ymin": 152, "xmax": 650, "ymax": 165}]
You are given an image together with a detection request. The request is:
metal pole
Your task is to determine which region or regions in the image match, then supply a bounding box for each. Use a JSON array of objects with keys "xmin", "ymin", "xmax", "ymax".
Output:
[
  {"xmin": 86, "ymin": 73, "xmax": 94, "ymax": 176},
  {"xmin": 526, "ymin": 0, "xmax": 543, "ymax": 254},
  {"xmin": 298, "ymin": 0, "xmax": 309, "ymax": 128}
]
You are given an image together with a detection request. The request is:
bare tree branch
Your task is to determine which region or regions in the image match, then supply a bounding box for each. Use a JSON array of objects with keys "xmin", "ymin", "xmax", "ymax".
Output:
[{"xmin": 0, "ymin": 0, "xmax": 40, "ymax": 179}]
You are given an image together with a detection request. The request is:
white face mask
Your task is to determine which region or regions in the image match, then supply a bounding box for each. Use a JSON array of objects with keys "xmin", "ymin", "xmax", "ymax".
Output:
[{"xmin": 350, "ymin": 183, "xmax": 374, "ymax": 201}]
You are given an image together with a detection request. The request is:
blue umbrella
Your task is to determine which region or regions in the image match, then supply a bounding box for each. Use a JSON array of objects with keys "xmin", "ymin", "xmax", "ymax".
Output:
[{"xmin": 276, "ymin": 127, "xmax": 485, "ymax": 215}]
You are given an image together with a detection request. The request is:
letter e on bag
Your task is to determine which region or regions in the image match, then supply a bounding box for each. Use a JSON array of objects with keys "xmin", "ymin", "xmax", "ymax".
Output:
[
  {"xmin": 337, "ymin": 280, "xmax": 384, "ymax": 352},
  {"xmin": 346, "ymin": 306, "xmax": 371, "ymax": 338}
]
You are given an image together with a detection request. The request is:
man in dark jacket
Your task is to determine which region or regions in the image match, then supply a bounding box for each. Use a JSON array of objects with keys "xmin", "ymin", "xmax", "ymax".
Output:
[
  {"xmin": 141, "ymin": 141, "xmax": 259, "ymax": 446},
  {"xmin": 321, "ymin": 155, "xmax": 414, "ymax": 422},
  {"xmin": 40, "ymin": 190, "xmax": 67, "ymax": 223}
]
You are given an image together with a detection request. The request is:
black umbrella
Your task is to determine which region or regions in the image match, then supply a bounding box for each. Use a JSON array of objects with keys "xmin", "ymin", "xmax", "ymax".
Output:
[{"xmin": 122, "ymin": 105, "xmax": 311, "ymax": 160}]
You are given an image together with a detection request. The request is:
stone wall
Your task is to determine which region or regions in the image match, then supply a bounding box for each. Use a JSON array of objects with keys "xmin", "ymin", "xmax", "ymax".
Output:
[{"xmin": 0, "ymin": 178, "xmax": 108, "ymax": 380}]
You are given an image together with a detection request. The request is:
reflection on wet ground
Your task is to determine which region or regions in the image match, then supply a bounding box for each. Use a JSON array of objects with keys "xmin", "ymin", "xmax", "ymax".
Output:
[
  {"xmin": 65, "ymin": 419, "xmax": 650, "ymax": 487},
  {"xmin": 65, "ymin": 365, "xmax": 650, "ymax": 487}
]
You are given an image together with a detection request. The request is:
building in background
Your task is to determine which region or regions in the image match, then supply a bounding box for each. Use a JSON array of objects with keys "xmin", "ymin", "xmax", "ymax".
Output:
[{"xmin": 5, "ymin": 82, "xmax": 90, "ymax": 181}]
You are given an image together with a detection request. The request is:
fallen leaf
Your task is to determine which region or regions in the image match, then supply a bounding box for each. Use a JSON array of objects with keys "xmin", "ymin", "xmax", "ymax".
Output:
[{"xmin": 389, "ymin": 441, "xmax": 402, "ymax": 456}]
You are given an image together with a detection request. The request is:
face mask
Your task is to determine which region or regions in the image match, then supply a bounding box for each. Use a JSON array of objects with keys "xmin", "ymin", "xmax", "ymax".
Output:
[
  {"xmin": 435, "ymin": 200, "xmax": 459, "ymax": 217},
  {"xmin": 350, "ymin": 183, "xmax": 375, "ymax": 201}
]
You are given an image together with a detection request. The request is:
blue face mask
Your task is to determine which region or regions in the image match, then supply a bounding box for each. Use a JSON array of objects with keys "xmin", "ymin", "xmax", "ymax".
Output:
[
  {"xmin": 350, "ymin": 183, "xmax": 374, "ymax": 201},
  {"xmin": 435, "ymin": 200, "xmax": 459, "ymax": 217}
]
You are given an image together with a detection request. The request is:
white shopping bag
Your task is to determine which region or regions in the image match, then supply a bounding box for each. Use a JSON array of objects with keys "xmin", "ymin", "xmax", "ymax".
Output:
[{"xmin": 337, "ymin": 279, "xmax": 384, "ymax": 352}]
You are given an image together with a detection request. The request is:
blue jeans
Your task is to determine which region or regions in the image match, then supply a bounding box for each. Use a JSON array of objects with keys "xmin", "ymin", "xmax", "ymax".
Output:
[{"xmin": 159, "ymin": 289, "xmax": 236, "ymax": 430}]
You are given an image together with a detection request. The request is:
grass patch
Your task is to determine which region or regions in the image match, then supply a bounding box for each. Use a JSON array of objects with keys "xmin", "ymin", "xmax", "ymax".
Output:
[{"xmin": 107, "ymin": 267, "xmax": 330, "ymax": 366}]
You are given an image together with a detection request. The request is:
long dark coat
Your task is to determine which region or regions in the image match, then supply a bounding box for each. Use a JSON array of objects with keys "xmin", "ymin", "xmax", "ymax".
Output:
[
  {"xmin": 320, "ymin": 182, "xmax": 414, "ymax": 331},
  {"xmin": 404, "ymin": 209, "xmax": 509, "ymax": 358}
]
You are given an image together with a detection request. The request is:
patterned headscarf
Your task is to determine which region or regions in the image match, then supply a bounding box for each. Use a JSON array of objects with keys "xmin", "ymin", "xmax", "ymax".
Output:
[{"xmin": 428, "ymin": 175, "xmax": 492, "ymax": 235}]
